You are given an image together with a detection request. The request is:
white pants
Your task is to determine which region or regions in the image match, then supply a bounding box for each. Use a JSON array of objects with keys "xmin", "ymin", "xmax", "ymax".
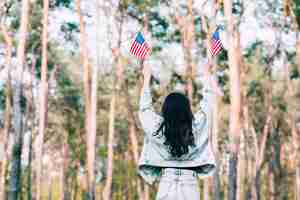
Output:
[{"xmin": 156, "ymin": 168, "xmax": 200, "ymax": 200}]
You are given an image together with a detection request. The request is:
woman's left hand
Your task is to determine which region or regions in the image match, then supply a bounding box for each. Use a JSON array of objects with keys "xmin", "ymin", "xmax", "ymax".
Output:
[{"xmin": 142, "ymin": 62, "xmax": 151, "ymax": 86}]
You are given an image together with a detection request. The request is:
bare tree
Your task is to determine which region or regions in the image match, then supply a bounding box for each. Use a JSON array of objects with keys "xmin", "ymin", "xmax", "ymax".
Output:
[
  {"xmin": 284, "ymin": 60, "xmax": 300, "ymax": 200},
  {"xmin": 75, "ymin": 0, "xmax": 95, "ymax": 198},
  {"xmin": 8, "ymin": 0, "xmax": 30, "ymax": 199},
  {"xmin": 26, "ymin": 57, "xmax": 36, "ymax": 200},
  {"xmin": 60, "ymin": 130, "xmax": 70, "ymax": 200},
  {"xmin": 36, "ymin": 0, "xmax": 49, "ymax": 199},
  {"xmin": 224, "ymin": 0, "xmax": 242, "ymax": 199},
  {"xmin": 0, "ymin": 24, "xmax": 13, "ymax": 200},
  {"xmin": 283, "ymin": 2, "xmax": 300, "ymax": 198},
  {"xmin": 243, "ymin": 98, "xmax": 272, "ymax": 200},
  {"xmin": 102, "ymin": 64, "xmax": 117, "ymax": 200}
]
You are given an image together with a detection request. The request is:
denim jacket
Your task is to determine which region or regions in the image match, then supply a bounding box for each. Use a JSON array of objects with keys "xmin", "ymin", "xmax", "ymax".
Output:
[{"xmin": 138, "ymin": 75, "xmax": 217, "ymax": 185}]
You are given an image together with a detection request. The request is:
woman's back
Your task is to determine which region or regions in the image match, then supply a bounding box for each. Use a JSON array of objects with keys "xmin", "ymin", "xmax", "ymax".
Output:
[{"xmin": 138, "ymin": 62, "xmax": 221, "ymax": 199}]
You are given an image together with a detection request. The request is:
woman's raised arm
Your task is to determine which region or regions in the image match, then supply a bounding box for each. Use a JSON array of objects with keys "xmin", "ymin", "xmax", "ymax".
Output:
[
  {"xmin": 194, "ymin": 60, "xmax": 222, "ymax": 131},
  {"xmin": 138, "ymin": 63, "xmax": 162, "ymax": 136}
]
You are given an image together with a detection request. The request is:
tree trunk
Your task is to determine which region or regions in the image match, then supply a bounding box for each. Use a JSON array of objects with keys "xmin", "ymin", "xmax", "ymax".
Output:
[
  {"xmin": 296, "ymin": 40, "xmax": 300, "ymax": 76},
  {"xmin": 75, "ymin": 0, "xmax": 93, "ymax": 198},
  {"xmin": 294, "ymin": 40, "xmax": 300, "ymax": 200},
  {"xmin": 8, "ymin": 0, "xmax": 30, "ymax": 199},
  {"xmin": 224, "ymin": 1, "xmax": 242, "ymax": 199},
  {"xmin": 143, "ymin": 184, "xmax": 150, "ymax": 200},
  {"xmin": 85, "ymin": 0, "xmax": 102, "ymax": 197},
  {"xmin": 27, "ymin": 126, "xmax": 33, "ymax": 200},
  {"xmin": 102, "ymin": 87, "xmax": 116, "ymax": 200},
  {"xmin": 1, "ymin": 76, "xmax": 12, "ymax": 200},
  {"xmin": 268, "ymin": 163, "xmax": 275, "ymax": 200},
  {"xmin": 60, "ymin": 131, "xmax": 70, "ymax": 200},
  {"xmin": 102, "ymin": 33, "xmax": 125, "ymax": 199},
  {"xmin": 236, "ymin": 132, "xmax": 245, "ymax": 200},
  {"xmin": 204, "ymin": 180, "xmax": 210, "ymax": 200},
  {"xmin": 26, "ymin": 57, "xmax": 36, "ymax": 200},
  {"xmin": 289, "ymin": 7, "xmax": 300, "ymax": 199},
  {"xmin": 36, "ymin": 0, "xmax": 49, "ymax": 199},
  {"xmin": 245, "ymin": 98, "xmax": 272, "ymax": 200},
  {"xmin": 284, "ymin": 59, "xmax": 300, "ymax": 200},
  {"xmin": 270, "ymin": 121, "xmax": 283, "ymax": 200},
  {"xmin": 123, "ymin": 80, "xmax": 144, "ymax": 199},
  {"xmin": 48, "ymin": 175, "xmax": 53, "ymax": 200},
  {"xmin": 291, "ymin": 119, "xmax": 300, "ymax": 200},
  {"xmin": 0, "ymin": 24, "xmax": 13, "ymax": 200}
]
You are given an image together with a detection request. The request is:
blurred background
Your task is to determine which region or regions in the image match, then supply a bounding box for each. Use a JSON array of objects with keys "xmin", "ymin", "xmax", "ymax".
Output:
[{"xmin": 0, "ymin": 0, "xmax": 300, "ymax": 199}]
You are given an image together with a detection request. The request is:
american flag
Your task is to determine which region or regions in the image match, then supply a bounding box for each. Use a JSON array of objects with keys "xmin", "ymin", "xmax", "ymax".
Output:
[
  {"xmin": 130, "ymin": 32, "xmax": 150, "ymax": 60},
  {"xmin": 210, "ymin": 28, "xmax": 223, "ymax": 56}
]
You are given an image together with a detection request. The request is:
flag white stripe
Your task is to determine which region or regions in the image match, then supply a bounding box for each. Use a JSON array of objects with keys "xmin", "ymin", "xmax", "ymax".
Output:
[
  {"xmin": 134, "ymin": 44, "xmax": 141, "ymax": 57},
  {"xmin": 131, "ymin": 41, "xmax": 138, "ymax": 53},
  {"xmin": 138, "ymin": 44, "xmax": 146, "ymax": 59},
  {"xmin": 140, "ymin": 44, "xmax": 147, "ymax": 58},
  {"xmin": 137, "ymin": 46, "xmax": 143, "ymax": 58},
  {"xmin": 136, "ymin": 44, "xmax": 144, "ymax": 57},
  {"xmin": 132, "ymin": 42, "xmax": 139, "ymax": 55},
  {"xmin": 142, "ymin": 45, "xmax": 150, "ymax": 59},
  {"xmin": 212, "ymin": 40, "xmax": 222, "ymax": 55}
]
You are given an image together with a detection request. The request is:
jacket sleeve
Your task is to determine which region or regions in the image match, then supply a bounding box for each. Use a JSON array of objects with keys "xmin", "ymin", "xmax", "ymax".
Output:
[
  {"xmin": 138, "ymin": 85, "xmax": 162, "ymax": 136},
  {"xmin": 193, "ymin": 75, "xmax": 216, "ymax": 134}
]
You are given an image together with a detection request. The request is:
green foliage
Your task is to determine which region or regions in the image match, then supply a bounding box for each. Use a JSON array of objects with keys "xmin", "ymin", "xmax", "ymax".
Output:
[
  {"xmin": 52, "ymin": 0, "xmax": 73, "ymax": 8},
  {"xmin": 244, "ymin": 40, "xmax": 263, "ymax": 59},
  {"xmin": 247, "ymin": 80, "xmax": 263, "ymax": 97},
  {"xmin": 148, "ymin": 12, "xmax": 169, "ymax": 42},
  {"xmin": 292, "ymin": 0, "xmax": 300, "ymax": 29},
  {"xmin": 0, "ymin": 87, "xmax": 5, "ymax": 111},
  {"xmin": 272, "ymin": 95, "xmax": 287, "ymax": 112},
  {"xmin": 232, "ymin": 0, "xmax": 244, "ymax": 16},
  {"xmin": 57, "ymin": 67, "xmax": 82, "ymax": 112},
  {"xmin": 121, "ymin": 0, "xmax": 160, "ymax": 14},
  {"xmin": 98, "ymin": 146, "xmax": 107, "ymax": 157},
  {"xmin": 60, "ymin": 22, "xmax": 80, "ymax": 42},
  {"xmin": 290, "ymin": 63, "xmax": 299, "ymax": 79}
]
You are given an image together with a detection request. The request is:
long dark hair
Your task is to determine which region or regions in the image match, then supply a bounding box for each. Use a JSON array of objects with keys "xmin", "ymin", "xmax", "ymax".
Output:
[{"xmin": 154, "ymin": 92, "xmax": 195, "ymax": 158}]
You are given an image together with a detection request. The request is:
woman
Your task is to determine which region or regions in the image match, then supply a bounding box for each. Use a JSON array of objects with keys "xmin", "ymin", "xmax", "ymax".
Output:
[{"xmin": 138, "ymin": 60, "xmax": 222, "ymax": 200}]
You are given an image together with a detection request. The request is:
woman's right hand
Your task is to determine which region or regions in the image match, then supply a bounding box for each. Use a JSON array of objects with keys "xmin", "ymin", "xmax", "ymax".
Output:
[{"xmin": 203, "ymin": 59, "xmax": 223, "ymax": 97}]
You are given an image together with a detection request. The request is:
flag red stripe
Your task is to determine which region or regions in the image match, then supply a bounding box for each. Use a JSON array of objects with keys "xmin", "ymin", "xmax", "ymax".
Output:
[
  {"xmin": 211, "ymin": 40, "xmax": 222, "ymax": 56},
  {"xmin": 130, "ymin": 41, "xmax": 136, "ymax": 54},
  {"xmin": 130, "ymin": 41, "xmax": 137, "ymax": 54},
  {"xmin": 213, "ymin": 42, "xmax": 222, "ymax": 55},
  {"xmin": 210, "ymin": 35, "xmax": 223, "ymax": 56},
  {"xmin": 212, "ymin": 40, "xmax": 221, "ymax": 51},
  {"xmin": 212, "ymin": 45, "xmax": 220, "ymax": 55},
  {"xmin": 213, "ymin": 40, "xmax": 222, "ymax": 51}
]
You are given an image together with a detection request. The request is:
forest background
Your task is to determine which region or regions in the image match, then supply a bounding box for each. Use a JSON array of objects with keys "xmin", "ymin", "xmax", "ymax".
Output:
[{"xmin": 0, "ymin": 0, "xmax": 300, "ymax": 200}]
